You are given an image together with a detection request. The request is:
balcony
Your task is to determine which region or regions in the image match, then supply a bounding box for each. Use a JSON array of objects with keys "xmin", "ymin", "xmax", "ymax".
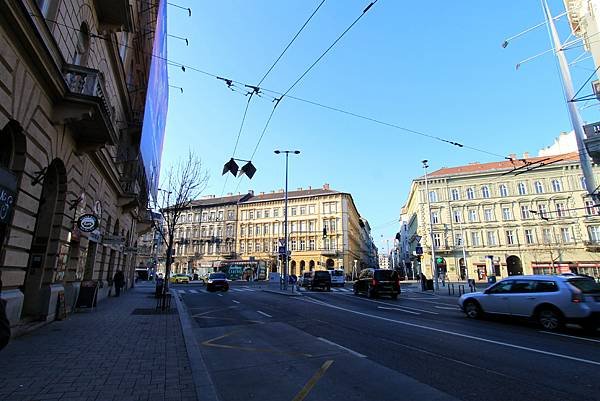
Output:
[
  {"xmin": 321, "ymin": 249, "xmax": 338, "ymax": 256},
  {"xmin": 584, "ymin": 240, "xmax": 600, "ymax": 252},
  {"xmin": 118, "ymin": 156, "xmax": 148, "ymax": 211},
  {"xmin": 94, "ymin": 0, "xmax": 133, "ymax": 31},
  {"xmin": 136, "ymin": 208, "xmax": 154, "ymax": 235},
  {"xmin": 53, "ymin": 64, "xmax": 118, "ymax": 153}
]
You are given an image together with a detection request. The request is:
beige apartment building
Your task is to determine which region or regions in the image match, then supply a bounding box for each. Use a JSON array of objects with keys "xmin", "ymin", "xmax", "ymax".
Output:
[
  {"xmin": 401, "ymin": 152, "xmax": 600, "ymax": 282},
  {"xmin": 0, "ymin": 0, "xmax": 163, "ymax": 327},
  {"xmin": 236, "ymin": 185, "xmax": 377, "ymax": 276}
]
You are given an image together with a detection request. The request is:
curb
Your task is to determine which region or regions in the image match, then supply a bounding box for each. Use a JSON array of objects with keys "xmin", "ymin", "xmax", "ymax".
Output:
[
  {"xmin": 172, "ymin": 291, "xmax": 221, "ymax": 401},
  {"xmin": 262, "ymin": 288, "xmax": 303, "ymax": 297}
]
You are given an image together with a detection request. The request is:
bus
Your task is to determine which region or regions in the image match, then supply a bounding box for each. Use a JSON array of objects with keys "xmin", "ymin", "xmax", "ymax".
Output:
[{"xmin": 218, "ymin": 260, "xmax": 268, "ymax": 281}]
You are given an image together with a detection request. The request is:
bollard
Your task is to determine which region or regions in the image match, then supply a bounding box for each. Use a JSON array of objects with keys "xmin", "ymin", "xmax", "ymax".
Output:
[{"xmin": 458, "ymin": 284, "xmax": 465, "ymax": 296}]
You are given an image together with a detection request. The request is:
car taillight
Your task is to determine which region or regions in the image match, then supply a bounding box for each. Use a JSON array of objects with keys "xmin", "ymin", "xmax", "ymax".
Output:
[
  {"xmin": 372, "ymin": 279, "xmax": 378, "ymax": 286},
  {"xmin": 396, "ymin": 280, "xmax": 401, "ymax": 287},
  {"xmin": 571, "ymin": 288, "xmax": 584, "ymax": 303}
]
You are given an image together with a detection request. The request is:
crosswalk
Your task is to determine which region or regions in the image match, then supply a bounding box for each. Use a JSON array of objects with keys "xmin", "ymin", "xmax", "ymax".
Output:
[
  {"xmin": 175, "ymin": 286, "xmax": 354, "ymax": 294},
  {"xmin": 298, "ymin": 287, "xmax": 352, "ymax": 293}
]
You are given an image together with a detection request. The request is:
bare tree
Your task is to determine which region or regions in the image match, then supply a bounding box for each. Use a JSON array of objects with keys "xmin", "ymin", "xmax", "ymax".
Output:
[{"xmin": 151, "ymin": 151, "xmax": 208, "ymax": 300}]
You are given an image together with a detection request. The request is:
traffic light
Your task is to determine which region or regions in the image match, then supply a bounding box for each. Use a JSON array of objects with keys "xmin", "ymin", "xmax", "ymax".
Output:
[
  {"xmin": 435, "ymin": 257, "xmax": 444, "ymax": 265},
  {"xmin": 322, "ymin": 227, "xmax": 327, "ymax": 238}
]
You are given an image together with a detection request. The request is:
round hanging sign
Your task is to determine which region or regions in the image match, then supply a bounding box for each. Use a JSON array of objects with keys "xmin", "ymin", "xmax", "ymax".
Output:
[{"xmin": 77, "ymin": 214, "xmax": 99, "ymax": 233}]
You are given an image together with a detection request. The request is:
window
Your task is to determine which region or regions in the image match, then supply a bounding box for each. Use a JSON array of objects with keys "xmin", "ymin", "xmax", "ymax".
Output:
[
  {"xmin": 291, "ymin": 240, "xmax": 297, "ymax": 251},
  {"xmin": 428, "ymin": 191, "xmax": 438, "ymax": 202},
  {"xmin": 455, "ymin": 233, "xmax": 463, "ymax": 246},
  {"xmin": 72, "ymin": 23, "xmax": 91, "ymax": 65},
  {"xmin": 249, "ymin": 211, "xmax": 254, "ymax": 220},
  {"xmin": 488, "ymin": 281, "xmax": 513, "ymax": 294},
  {"xmin": 300, "ymin": 239, "xmax": 306, "ymax": 250},
  {"xmin": 323, "ymin": 202, "xmax": 338, "ymax": 213},
  {"xmin": 534, "ymin": 281, "xmax": 558, "ymax": 293},
  {"xmin": 555, "ymin": 202, "xmax": 567, "ymax": 218},
  {"xmin": 330, "ymin": 219, "xmax": 337, "ymax": 232},
  {"xmin": 520, "ymin": 205, "xmax": 530, "ymax": 219},
  {"xmin": 256, "ymin": 210, "xmax": 262, "ymax": 219},
  {"xmin": 274, "ymin": 208, "xmax": 279, "ymax": 217},
  {"xmin": 538, "ymin": 204, "xmax": 548, "ymax": 219},
  {"xmin": 264, "ymin": 223, "xmax": 269, "ymax": 235},
  {"xmin": 525, "ymin": 229, "xmax": 535, "ymax": 244},
  {"xmin": 226, "ymin": 225, "xmax": 233, "ymax": 237},
  {"xmin": 483, "ymin": 208, "xmax": 493, "ymax": 222},
  {"xmin": 534, "ymin": 181, "xmax": 544, "ymax": 194},
  {"xmin": 585, "ymin": 200, "xmax": 599, "ymax": 216},
  {"xmin": 499, "ymin": 184, "xmax": 509, "ymax": 197},
  {"xmin": 506, "ymin": 230, "xmax": 514, "ymax": 245},
  {"xmin": 210, "ymin": 211, "xmax": 216, "ymax": 221},
  {"xmin": 588, "ymin": 226, "xmax": 600, "ymax": 242},
  {"xmin": 542, "ymin": 228, "xmax": 552, "ymax": 244},
  {"xmin": 560, "ymin": 227, "xmax": 571, "ymax": 243},
  {"xmin": 518, "ymin": 182, "xmax": 527, "ymax": 195},
  {"xmin": 451, "ymin": 189, "xmax": 460, "ymax": 201},
  {"xmin": 510, "ymin": 280, "xmax": 536, "ymax": 293},
  {"xmin": 431, "ymin": 211, "xmax": 439, "ymax": 224},
  {"xmin": 309, "ymin": 205, "xmax": 315, "ymax": 214},
  {"xmin": 273, "ymin": 223, "xmax": 279, "ymax": 235},
  {"xmin": 433, "ymin": 233, "xmax": 442, "ymax": 248},
  {"xmin": 481, "ymin": 186, "xmax": 490, "ymax": 198},
  {"xmin": 551, "ymin": 179, "xmax": 562, "ymax": 192},
  {"xmin": 248, "ymin": 225, "xmax": 253, "ymax": 237},
  {"xmin": 291, "ymin": 222, "xmax": 297, "ymax": 233},
  {"xmin": 218, "ymin": 211, "xmax": 224, "ymax": 221},
  {"xmin": 264, "ymin": 209, "xmax": 269, "ymax": 218},
  {"xmin": 300, "ymin": 206, "xmax": 306, "ymax": 215},
  {"xmin": 309, "ymin": 221, "xmax": 315, "ymax": 233},
  {"xmin": 452, "ymin": 210, "xmax": 462, "ymax": 223},
  {"xmin": 502, "ymin": 207, "xmax": 512, "ymax": 221},
  {"xmin": 291, "ymin": 208, "xmax": 297, "ymax": 216},
  {"xmin": 468, "ymin": 209, "xmax": 478, "ymax": 222},
  {"xmin": 256, "ymin": 241, "xmax": 261, "ymax": 252},
  {"xmin": 470, "ymin": 231, "xmax": 480, "ymax": 246},
  {"xmin": 466, "ymin": 188, "xmax": 474, "ymax": 200},
  {"xmin": 486, "ymin": 231, "xmax": 496, "ymax": 246},
  {"xmin": 309, "ymin": 239, "xmax": 315, "ymax": 250},
  {"xmin": 240, "ymin": 242, "xmax": 245, "ymax": 253}
]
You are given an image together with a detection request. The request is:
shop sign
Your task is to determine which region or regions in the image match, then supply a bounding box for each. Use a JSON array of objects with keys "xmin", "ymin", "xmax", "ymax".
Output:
[
  {"xmin": 0, "ymin": 167, "xmax": 17, "ymax": 224},
  {"xmin": 103, "ymin": 234, "xmax": 125, "ymax": 245},
  {"xmin": 89, "ymin": 229, "xmax": 102, "ymax": 243},
  {"xmin": 77, "ymin": 214, "xmax": 99, "ymax": 232}
]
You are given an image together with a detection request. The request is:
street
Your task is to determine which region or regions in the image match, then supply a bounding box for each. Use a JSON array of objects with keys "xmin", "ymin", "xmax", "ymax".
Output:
[{"xmin": 176, "ymin": 281, "xmax": 600, "ymax": 401}]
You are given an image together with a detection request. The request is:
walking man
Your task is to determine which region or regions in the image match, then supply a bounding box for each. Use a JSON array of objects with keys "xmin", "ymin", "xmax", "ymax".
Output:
[{"xmin": 113, "ymin": 270, "xmax": 125, "ymax": 297}]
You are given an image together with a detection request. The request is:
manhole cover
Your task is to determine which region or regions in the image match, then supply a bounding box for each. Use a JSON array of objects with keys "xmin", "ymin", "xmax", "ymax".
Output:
[{"xmin": 131, "ymin": 308, "xmax": 177, "ymax": 315}]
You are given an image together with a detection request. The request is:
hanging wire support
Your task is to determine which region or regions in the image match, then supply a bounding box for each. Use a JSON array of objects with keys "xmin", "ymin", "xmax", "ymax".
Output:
[
  {"xmin": 169, "ymin": 85, "xmax": 184, "ymax": 94},
  {"xmin": 167, "ymin": 2, "xmax": 192, "ymax": 16},
  {"xmin": 570, "ymin": 64, "xmax": 600, "ymax": 102},
  {"xmin": 168, "ymin": 34, "xmax": 189, "ymax": 46},
  {"xmin": 501, "ymin": 11, "xmax": 567, "ymax": 48}
]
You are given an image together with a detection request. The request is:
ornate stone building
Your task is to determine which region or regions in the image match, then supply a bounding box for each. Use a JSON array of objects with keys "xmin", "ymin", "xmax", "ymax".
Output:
[
  {"xmin": 401, "ymin": 152, "xmax": 600, "ymax": 282},
  {"xmin": 0, "ymin": 0, "xmax": 163, "ymax": 328}
]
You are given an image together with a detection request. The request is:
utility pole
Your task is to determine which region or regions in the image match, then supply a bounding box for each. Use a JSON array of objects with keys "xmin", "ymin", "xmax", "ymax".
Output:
[{"xmin": 422, "ymin": 160, "xmax": 439, "ymax": 291}]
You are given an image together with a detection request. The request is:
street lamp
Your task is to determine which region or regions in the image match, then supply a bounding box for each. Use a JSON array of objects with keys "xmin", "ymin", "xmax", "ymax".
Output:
[
  {"xmin": 274, "ymin": 149, "xmax": 300, "ymax": 290},
  {"xmin": 422, "ymin": 160, "xmax": 439, "ymax": 291}
]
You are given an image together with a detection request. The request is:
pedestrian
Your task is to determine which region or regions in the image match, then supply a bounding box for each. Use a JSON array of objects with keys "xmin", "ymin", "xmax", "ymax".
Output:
[
  {"xmin": 419, "ymin": 272, "xmax": 427, "ymax": 291},
  {"xmin": 113, "ymin": 270, "xmax": 125, "ymax": 297},
  {"xmin": 0, "ymin": 276, "xmax": 11, "ymax": 351}
]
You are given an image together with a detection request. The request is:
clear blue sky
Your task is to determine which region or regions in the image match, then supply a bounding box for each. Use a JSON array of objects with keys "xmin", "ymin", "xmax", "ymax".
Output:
[{"xmin": 161, "ymin": 0, "xmax": 599, "ymax": 250}]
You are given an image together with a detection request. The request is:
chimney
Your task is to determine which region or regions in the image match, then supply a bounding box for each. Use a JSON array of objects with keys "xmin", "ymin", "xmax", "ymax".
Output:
[
  {"xmin": 323, "ymin": 183, "xmax": 330, "ymax": 190},
  {"xmin": 270, "ymin": 190, "xmax": 275, "ymax": 193},
  {"xmin": 248, "ymin": 190, "xmax": 254, "ymax": 196},
  {"xmin": 508, "ymin": 153, "xmax": 516, "ymax": 160},
  {"xmin": 227, "ymin": 192, "xmax": 233, "ymax": 196},
  {"xmin": 260, "ymin": 192, "xmax": 265, "ymax": 195},
  {"xmin": 523, "ymin": 152, "xmax": 530, "ymax": 159},
  {"xmin": 308, "ymin": 186, "xmax": 312, "ymax": 190},
  {"xmin": 278, "ymin": 188, "xmax": 284, "ymax": 192},
  {"xmin": 296, "ymin": 187, "xmax": 302, "ymax": 191}
]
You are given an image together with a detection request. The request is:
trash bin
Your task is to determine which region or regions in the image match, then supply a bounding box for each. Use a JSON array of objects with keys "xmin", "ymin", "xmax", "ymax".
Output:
[
  {"xmin": 426, "ymin": 279, "xmax": 434, "ymax": 291},
  {"xmin": 487, "ymin": 276, "xmax": 497, "ymax": 284}
]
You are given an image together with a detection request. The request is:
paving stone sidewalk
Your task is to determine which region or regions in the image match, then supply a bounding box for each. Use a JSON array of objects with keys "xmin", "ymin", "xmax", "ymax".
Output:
[{"xmin": 0, "ymin": 284, "xmax": 197, "ymax": 401}]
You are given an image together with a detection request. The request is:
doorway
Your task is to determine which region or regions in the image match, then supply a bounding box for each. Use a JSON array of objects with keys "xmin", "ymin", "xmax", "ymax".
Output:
[{"xmin": 506, "ymin": 255, "xmax": 523, "ymax": 276}]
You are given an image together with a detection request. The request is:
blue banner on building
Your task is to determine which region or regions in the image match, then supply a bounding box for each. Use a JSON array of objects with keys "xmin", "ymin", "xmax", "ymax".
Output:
[{"xmin": 140, "ymin": 0, "xmax": 168, "ymax": 200}]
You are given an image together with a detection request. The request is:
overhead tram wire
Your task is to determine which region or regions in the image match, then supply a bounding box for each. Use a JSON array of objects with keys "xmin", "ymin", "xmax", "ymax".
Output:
[{"xmin": 37, "ymin": 12, "xmax": 514, "ymax": 163}]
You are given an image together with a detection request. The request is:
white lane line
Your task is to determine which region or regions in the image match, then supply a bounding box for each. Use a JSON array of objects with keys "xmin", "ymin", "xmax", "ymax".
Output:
[
  {"xmin": 539, "ymin": 331, "xmax": 600, "ymax": 343},
  {"xmin": 303, "ymin": 298, "xmax": 600, "ymax": 367},
  {"xmin": 353, "ymin": 297, "xmax": 438, "ymax": 314},
  {"xmin": 232, "ymin": 300, "xmax": 240, "ymax": 304},
  {"xmin": 434, "ymin": 306, "xmax": 461, "ymax": 311},
  {"xmin": 377, "ymin": 306, "xmax": 420, "ymax": 315},
  {"xmin": 177, "ymin": 289, "xmax": 186, "ymax": 294},
  {"xmin": 189, "ymin": 289, "xmax": 198, "ymax": 294},
  {"xmin": 217, "ymin": 294, "xmax": 223, "ymax": 297},
  {"xmin": 257, "ymin": 310, "xmax": 272, "ymax": 318},
  {"xmin": 318, "ymin": 337, "xmax": 367, "ymax": 358}
]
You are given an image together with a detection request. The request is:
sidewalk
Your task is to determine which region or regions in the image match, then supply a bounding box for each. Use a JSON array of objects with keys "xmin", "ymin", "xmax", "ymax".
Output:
[{"xmin": 0, "ymin": 284, "xmax": 197, "ymax": 401}]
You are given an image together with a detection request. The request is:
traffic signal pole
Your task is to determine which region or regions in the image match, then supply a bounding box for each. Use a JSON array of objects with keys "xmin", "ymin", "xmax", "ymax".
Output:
[{"xmin": 422, "ymin": 160, "xmax": 439, "ymax": 291}]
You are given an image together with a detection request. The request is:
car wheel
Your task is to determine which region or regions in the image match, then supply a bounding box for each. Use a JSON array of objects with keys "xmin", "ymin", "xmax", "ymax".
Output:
[
  {"xmin": 367, "ymin": 287, "xmax": 375, "ymax": 299},
  {"xmin": 391, "ymin": 294, "xmax": 398, "ymax": 300},
  {"xmin": 537, "ymin": 307, "xmax": 563, "ymax": 331},
  {"xmin": 326, "ymin": 286, "xmax": 331, "ymax": 292},
  {"xmin": 464, "ymin": 300, "xmax": 482, "ymax": 319},
  {"xmin": 353, "ymin": 287, "xmax": 359, "ymax": 295}
]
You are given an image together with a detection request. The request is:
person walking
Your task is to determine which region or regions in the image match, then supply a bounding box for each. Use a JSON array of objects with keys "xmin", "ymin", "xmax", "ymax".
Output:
[
  {"xmin": 0, "ymin": 276, "xmax": 11, "ymax": 350},
  {"xmin": 113, "ymin": 270, "xmax": 125, "ymax": 297}
]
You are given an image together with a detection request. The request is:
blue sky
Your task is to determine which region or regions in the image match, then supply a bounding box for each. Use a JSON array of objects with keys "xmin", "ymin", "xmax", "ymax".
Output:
[{"xmin": 161, "ymin": 1, "xmax": 600, "ymax": 250}]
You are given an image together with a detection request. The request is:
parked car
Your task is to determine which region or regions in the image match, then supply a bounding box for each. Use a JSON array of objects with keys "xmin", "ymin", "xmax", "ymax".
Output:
[
  {"xmin": 353, "ymin": 268, "xmax": 400, "ymax": 299},
  {"xmin": 458, "ymin": 275, "xmax": 600, "ymax": 331},
  {"xmin": 297, "ymin": 272, "xmax": 312, "ymax": 288},
  {"xmin": 329, "ymin": 269, "xmax": 346, "ymax": 287},
  {"xmin": 305, "ymin": 270, "xmax": 332, "ymax": 291},
  {"xmin": 206, "ymin": 272, "xmax": 229, "ymax": 292},
  {"xmin": 169, "ymin": 274, "xmax": 190, "ymax": 284}
]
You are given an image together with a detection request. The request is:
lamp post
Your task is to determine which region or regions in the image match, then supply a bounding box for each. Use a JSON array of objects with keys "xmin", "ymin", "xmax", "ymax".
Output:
[
  {"xmin": 422, "ymin": 160, "xmax": 439, "ymax": 291},
  {"xmin": 274, "ymin": 150, "xmax": 300, "ymax": 291}
]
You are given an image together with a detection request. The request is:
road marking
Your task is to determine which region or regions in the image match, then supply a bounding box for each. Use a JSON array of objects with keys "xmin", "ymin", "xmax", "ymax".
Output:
[
  {"xmin": 178, "ymin": 289, "xmax": 186, "ymax": 294},
  {"xmin": 232, "ymin": 300, "xmax": 240, "ymax": 304},
  {"xmin": 189, "ymin": 289, "xmax": 198, "ymax": 294},
  {"xmin": 217, "ymin": 294, "xmax": 223, "ymax": 297},
  {"xmin": 317, "ymin": 337, "xmax": 366, "ymax": 358},
  {"xmin": 291, "ymin": 360, "xmax": 334, "ymax": 401},
  {"xmin": 539, "ymin": 331, "xmax": 600, "ymax": 343},
  {"xmin": 257, "ymin": 310, "xmax": 272, "ymax": 318},
  {"xmin": 352, "ymin": 296, "xmax": 438, "ymax": 314},
  {"xmin": 303, "ymin": 298, "xmax": 600, "ymax": 367},
  {"xmin": 202, "ymin": 331, "xmax": 311, "ymax": 356},
  {"xmin": 434, "ymin": 306, "xmax": 461, "ymax": 311},
  {"xmin": 377, "ymin": 306, "xmax": 420, "ymax": 315}
]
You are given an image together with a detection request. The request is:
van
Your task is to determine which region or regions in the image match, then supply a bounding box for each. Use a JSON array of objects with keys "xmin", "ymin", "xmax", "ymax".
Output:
[{"xmin": 329, "ymin": 269, "xmax": 345, "ymax": 287}]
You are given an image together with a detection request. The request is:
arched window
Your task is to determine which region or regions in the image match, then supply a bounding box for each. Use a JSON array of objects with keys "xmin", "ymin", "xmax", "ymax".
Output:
[
  {"xmin": 534, "ymin": 181, "xmax": 544, "ymax": 194},
  {"xmin": 551, "ymin": 179, "xmax": 562, "ymax": 192},
  {"xmin": 481, "ymin": 186, "xmax": 490, "ymax": 198},
  {"xmin": 450, "ymin": 189, "xmax": 459, "ymax": 201},
  {"xmin": 518, "ymin": 182, "xmax": 527, "ymax": 195},
  {"xmin": 499, "ymin": 184, "xmax": 509, "ymax": 197},
  {"xmin": 428, "ymin": 190, "xmax": 438, "ymax": 203},
  {"xmin": 73, "ymin": 23, "xmax": 91, "ymax": 65},
  {"xmin": 466, "ymin": 187, "xmax": 474, "ymax": 200}
]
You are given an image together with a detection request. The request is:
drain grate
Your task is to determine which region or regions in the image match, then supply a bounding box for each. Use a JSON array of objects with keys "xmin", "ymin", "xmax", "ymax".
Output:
[{"xmin": 131, "ymin": 308, "xmax": 177, "ymax": 315}]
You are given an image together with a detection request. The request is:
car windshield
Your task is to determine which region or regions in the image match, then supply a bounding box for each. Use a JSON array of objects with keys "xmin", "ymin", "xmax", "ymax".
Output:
[
  {"xmin": 209, "ymin": 273, "xmax": 226, "ymax": 280},
  {"xmin": 303, "ymin": 273, "xmax": 311, "ymax": 278},
  {"xmin": 374, "ymin": 270, "xmax": 398, "ymax": 281},
  {"xmin": 315, "ymin": 271, "xmax": 330, "ymax": 278},
  {"xmin": 331, "ymin": 270, "xmax": 344, "ymax": 276},
  {"xmin": 567, "ymin": 278, "xmax": 600, "ymax": 293}
]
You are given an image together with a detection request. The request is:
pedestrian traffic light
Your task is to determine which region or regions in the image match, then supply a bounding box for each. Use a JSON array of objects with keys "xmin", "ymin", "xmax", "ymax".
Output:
[
  {"xmin": 323, "ymin": 227, "xmax": 327, "ymax": 238},
  {"xmin": 435, "ymin": 257, "xmax": 444, "ymax": 265}
]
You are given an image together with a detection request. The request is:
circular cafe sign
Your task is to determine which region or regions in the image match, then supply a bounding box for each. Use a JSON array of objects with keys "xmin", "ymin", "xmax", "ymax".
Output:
[{"xmin": 77, "ymin": 214, "xmax": 99, "ymax": 233}]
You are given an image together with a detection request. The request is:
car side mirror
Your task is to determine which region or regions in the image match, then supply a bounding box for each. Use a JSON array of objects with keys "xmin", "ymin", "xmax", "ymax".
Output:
[{"xmin": 483, "ymin": 289, "xmax": 490, "ymax": 295}]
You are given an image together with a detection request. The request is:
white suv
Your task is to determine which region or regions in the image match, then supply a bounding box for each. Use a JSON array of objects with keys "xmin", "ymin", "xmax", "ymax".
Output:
[{"xmin": 458, "ymin": 275, "xmax": 600, "ymax": 331}]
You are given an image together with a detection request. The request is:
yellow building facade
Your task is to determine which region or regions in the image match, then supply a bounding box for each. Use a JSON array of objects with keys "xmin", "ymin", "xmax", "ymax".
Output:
[{"xmin": 401, "ymin": 152, "xmax": 600, "ymax": 282}]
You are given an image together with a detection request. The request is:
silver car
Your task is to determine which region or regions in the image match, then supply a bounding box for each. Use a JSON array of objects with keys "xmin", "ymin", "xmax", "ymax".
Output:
[{"xmin": 458, "ymin": 275, "xmax": 600, "ymax": 331}]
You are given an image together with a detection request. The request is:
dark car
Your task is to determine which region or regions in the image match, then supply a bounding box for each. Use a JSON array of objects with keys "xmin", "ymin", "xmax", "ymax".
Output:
[
  {"xmin": 206, "ymin": 272, "xmax": 229, "ymax": 292},
  {"xmin": 353, "ymin": 268, "xmax": 400, "ymax": 299},
  {"xmin": 306, "ymin": 270, "xmax": 332, "ymax": 291}
]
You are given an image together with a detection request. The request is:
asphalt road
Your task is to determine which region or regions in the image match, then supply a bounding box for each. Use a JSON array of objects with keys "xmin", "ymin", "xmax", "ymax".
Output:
[{"xmin": 174, "ymin": 281, "xmax": 600, "ymax": 401}]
